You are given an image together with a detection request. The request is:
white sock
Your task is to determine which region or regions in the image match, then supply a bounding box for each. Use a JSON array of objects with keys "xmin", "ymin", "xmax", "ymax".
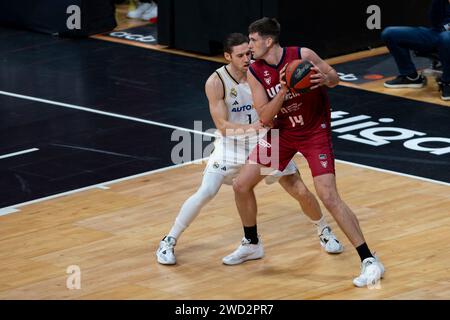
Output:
[
  {"xmin": 167, "ymin": 172, "xmax": 224, "ymax": 240},
  {"xmin": 309, "ymin": 215, "xmax": 329, "ymax": 235}
]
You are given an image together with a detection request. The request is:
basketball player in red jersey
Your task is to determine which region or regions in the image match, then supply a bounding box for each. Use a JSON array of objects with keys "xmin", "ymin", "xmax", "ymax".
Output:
[
  {"xmin": 223, "ymin": 18, "xmax": 385, "ymax": 288},
  {"xmin": 157, "ymin": 33, "xmax": 343, "ymax": 265}
]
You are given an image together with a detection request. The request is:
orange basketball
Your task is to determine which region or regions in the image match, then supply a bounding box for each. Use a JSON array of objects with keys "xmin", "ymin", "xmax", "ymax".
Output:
[{"xmin": 285, "ymin": 59, "xmax": 315, "ymax": 93}]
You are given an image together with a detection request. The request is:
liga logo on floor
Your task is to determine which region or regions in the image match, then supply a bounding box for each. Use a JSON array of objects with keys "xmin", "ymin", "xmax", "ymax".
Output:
[
  {"xmin": 169, "ymin": 101, "xmax": 450, "ymax": 184},
  {"xmin": 169, "ymin": 114, "xmax": 450, "ymax": 166}
]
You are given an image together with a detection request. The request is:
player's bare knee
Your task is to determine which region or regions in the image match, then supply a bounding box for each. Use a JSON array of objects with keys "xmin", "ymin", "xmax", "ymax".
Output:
[
  {"xmin": 318, "ymin": 190, "xmax": 340, "ymax": 211},
  {"xmin": 233, "ymin": 179, "xmax": 248, "ymax": 194}
]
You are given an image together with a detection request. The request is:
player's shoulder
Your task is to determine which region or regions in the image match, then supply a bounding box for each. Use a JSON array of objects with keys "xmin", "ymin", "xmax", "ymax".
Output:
[
  {"xmin": 206, "ymin": 69, "xmax": 223, "ymax": 87},
  {"xmin": 248, "ymin": 59, "xmax": 264, "ymax": 74},
  {"xmin": 299, "ymin": 47, "xmax": 317, "ymax": 58},
  {"xmin": 205, "ymin": 69, "xmax": 225, "ymax": 97},
  {"xmin": 250, "ymin": 59, "xmax": 264, "ymax": 68},
  {"xmin": 284, "ymin": 46, "xmax": 304, "ymax": 59}
]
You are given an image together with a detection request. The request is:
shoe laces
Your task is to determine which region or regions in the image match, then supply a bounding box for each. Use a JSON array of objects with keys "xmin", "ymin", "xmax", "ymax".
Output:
[
  {"xmin": 162, "ymin": 236, "xmax": 176, "ymax": 250},
  {"xmin": 360, "ymin": 256, "xmax": 378, "ymax": 274},
  {"xmin": 137, "ymin": 2, "xmax": 150, "ymax": 9},
  {"xmin": 145, "ymin": 1, "xmax": 156, "ymax": 10},
  {"xmin": 319, "ymin": 226, "xmax": 333, "ymax": 241}
]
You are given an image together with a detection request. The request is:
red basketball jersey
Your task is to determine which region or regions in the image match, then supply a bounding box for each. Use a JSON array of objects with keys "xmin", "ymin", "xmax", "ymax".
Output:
[{"xmin": 249, "ymin": 47, "xmax": 331, "ymax": 133}]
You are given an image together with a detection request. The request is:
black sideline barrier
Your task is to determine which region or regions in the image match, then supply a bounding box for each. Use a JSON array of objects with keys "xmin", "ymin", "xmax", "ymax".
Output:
[{"xmin": 158, "ymin": 0, "xmax": 430, "ymax": 57}]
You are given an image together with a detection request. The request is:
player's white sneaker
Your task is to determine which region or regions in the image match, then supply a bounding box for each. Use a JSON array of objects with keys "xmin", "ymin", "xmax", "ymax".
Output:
[
  {"xmin": 127, "ymin": 2, "xmax": 153, "ymax": 19},
  {"xmin": 141, "ymin": 3, "xmax": 157, "ymax": 21},
  {"xmin": 353, "ymin": 255, "xmax": 385, "ymax": 288},
  {"xmin": 319, "ymin": 226, "xmax": 344, "ymax": 254},
  {"xmin": 222, "ymin": 237, "xmax": 264, "ymax": 265},
  {"xmin": 156, "ymin": 236, "xmax": 176, "ymax": 265}
]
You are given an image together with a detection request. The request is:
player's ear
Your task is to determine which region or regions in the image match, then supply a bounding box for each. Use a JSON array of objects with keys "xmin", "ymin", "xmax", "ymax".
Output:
[{"xmin": 224, "ymin": 52, "xmax": 232, "ymax": 62}]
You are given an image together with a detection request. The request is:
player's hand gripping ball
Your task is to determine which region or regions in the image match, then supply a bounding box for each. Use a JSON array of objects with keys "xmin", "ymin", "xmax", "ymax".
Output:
[{"xmin": 285, "ymin": 59, "xmax": 316, "ymax": 93}]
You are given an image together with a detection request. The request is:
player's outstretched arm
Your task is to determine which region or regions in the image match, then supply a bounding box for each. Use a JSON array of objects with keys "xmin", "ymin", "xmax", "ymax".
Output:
[
  {"xmin": 301, "ymin": 47, "xmax": 340, "ymax": 89},
  {"xmin": 205, "ymin": 73, "xmax": 262, "ymax": 136}
]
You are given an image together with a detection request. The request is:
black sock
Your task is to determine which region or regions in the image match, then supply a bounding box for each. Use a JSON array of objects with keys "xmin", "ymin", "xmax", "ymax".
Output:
[
  {"xmin": 407, "ymin": 72, "xmax": 419, "ymax": 79},
  {"xmin": 243, "ymin": 225, "xmax": 258, "ymax": 244},
  {"xmin": 355, "ymin": 243, "xmax": 373, "ymax": 262}
]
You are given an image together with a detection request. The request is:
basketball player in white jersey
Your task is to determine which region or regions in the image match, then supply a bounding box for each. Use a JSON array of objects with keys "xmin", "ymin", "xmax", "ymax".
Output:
[{"xmin": 156, "ymin": 33, "xmax": 343, "ymax": 265}]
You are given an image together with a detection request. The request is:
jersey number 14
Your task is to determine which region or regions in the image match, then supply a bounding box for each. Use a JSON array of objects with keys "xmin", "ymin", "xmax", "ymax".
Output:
[{"xmin": 289, "ymin": 115, "xmax": 304, "ymax": 127}]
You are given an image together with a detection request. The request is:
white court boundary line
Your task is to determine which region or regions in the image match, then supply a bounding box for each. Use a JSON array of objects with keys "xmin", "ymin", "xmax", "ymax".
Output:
[
  {"xmin": 0, "ymin": 90, "xmax": 216, "ymax": 138},
  {"xmin": 0, "ymin": 89, "xmax": 448, "ymax": 216},
  {"xmin": 335, "ymin": 159, "xmax": 450, "ymax": 187},
  {"xmin": 0, "ymin": 148, "xmax": 39, "ymax": 159},
  {"xmin": 0, "ymin": 157, "xmax": 209, "ymax": 216}
]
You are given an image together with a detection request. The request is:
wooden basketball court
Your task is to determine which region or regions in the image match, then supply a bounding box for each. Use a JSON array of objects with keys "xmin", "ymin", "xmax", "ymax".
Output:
[
  {"xmin": 1, "ymin": 159, "xmax": 449, "ymax": 299},
  {"xmin": 0, "ymin": 5, "xmax": 449, "ymax": 300}
]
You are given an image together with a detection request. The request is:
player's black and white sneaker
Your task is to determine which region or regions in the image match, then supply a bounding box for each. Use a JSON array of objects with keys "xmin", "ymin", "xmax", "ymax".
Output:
[
  {"xmin": 319, "ymin": 226, "xmax": 344, "ymax": 254},
  {"xmin": 384, "ymin": 74, "xmax": 426, "ymax": 88}
]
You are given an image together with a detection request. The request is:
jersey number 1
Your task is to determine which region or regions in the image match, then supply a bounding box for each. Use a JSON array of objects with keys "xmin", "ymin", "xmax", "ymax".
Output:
[{"xmin": 247, "ymin": 114, "xmax": 252, "ymax": 124}]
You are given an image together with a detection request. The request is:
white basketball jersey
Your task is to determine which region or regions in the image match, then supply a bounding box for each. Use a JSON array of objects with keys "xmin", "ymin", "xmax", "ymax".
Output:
[
  {"xmin": 215, "ymin": 66, "xmax": 258, "ymax": 125},
  {"xmin": 212, "ymin": 66, "xmax": 260, "ymax": 164}
]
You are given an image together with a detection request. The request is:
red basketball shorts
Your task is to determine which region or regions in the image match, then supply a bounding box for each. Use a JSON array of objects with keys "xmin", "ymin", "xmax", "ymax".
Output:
[{"xmin": 248, "ymin": 124, "xmax": 335, "ymax": 177}]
